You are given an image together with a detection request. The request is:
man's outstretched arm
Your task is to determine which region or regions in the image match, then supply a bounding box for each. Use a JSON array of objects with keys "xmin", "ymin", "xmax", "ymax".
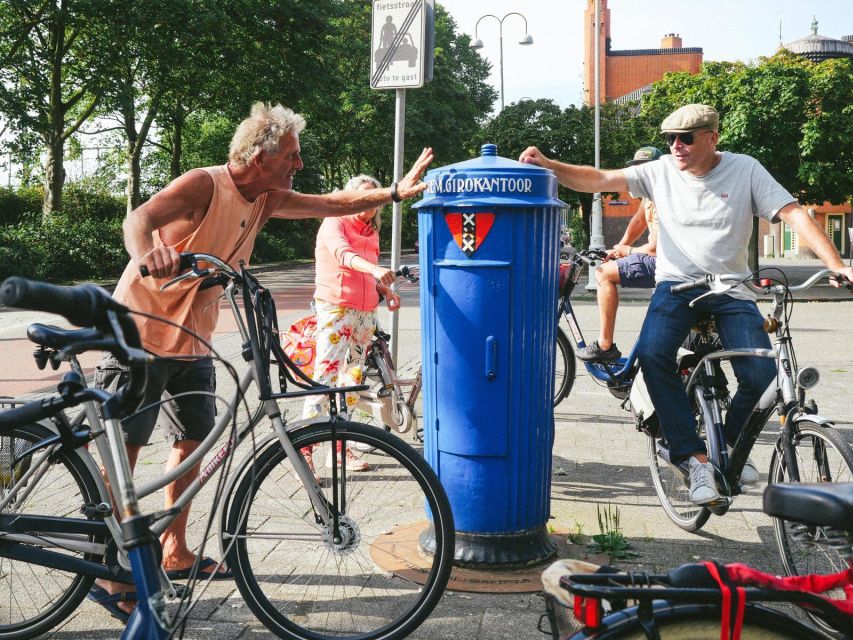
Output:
[
  {"xmin": 268, "ymin": 147, "xmax": 434, "ymax": 219},
  {"xmin": 519, "ymin": 146, "xmax": 628, "ymax": 194}
]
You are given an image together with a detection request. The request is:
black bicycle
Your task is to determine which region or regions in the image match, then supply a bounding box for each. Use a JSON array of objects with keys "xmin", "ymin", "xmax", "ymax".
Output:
[{"xmin": 545, "ymin": 482, "xmax": 852, "ymax": 639}]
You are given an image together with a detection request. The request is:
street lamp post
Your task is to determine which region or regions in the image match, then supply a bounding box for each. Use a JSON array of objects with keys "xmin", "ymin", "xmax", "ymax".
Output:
[
  {"xmin": 469, "ymin": 13, "xmax": 533, "ymax": 111},
  {"xmin": 586, "ymin": 0, "xmax": 604, "ymax": 290}
]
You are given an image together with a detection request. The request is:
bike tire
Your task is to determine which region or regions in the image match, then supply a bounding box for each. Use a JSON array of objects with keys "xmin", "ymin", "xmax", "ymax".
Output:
[
  {"xmin": 554, "ymin": 326, "xmax": 576, "ymax": 406},
  {"xmin": 769, "ymin": 421, "xmax": 853, "ymax": 639},
  {"xmin": 569, "ymin": 602, "xmax": 818, "ymax": 639},
  {"xmin": 223, "ymin": 420, "xmax": 454, "ymax": 640},
  {"xmin": 647, "ymin": 433, "xmax": 711, "ymax": 532},
  {"xmin": 0, "ymin": 422, "xmax": 105, "ymax": 640}
]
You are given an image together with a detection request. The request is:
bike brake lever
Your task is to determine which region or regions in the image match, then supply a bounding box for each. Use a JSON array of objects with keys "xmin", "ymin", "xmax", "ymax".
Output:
[
  {"xmin": 160, "ymin": 268, "xmax": 211, "ymax": 292},
  {"xmin": 688, "ymin": 277, "xmax": 736, "ymax": 308}
]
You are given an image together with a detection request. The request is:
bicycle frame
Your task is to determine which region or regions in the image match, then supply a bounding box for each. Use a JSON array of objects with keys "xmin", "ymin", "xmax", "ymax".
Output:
[
  {"xmin": 679, "ymin": 269, "xmax": 841, "ymax": 505},
  {"xmin": 360, "ymin": 320, "xmax": 422, "ymax": 432},
  {"xmin": 558, "ymin": 292, "xmax": 640, "ymax": 387}
]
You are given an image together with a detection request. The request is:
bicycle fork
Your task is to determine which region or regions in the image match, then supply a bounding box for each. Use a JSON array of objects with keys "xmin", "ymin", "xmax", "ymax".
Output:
[{"xmin": 692, "ymin": 363, "xmax": 733, "ymax": 513}]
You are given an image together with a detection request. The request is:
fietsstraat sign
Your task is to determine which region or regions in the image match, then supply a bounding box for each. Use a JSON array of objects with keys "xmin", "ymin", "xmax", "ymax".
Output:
[{"xmin": 370, "ymin": 0, "xmax": 426, "ymax": 89}]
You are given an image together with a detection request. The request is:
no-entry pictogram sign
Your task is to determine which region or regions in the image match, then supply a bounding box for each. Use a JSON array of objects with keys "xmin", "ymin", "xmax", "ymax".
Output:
[{"xmin": 370, "ymin": 0, "xmax": 428, "ymax": 89}]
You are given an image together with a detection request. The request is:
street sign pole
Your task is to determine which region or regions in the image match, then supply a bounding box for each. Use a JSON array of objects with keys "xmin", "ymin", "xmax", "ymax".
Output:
[
  {"xmin": 370, "ymin": 0, "xmax": 433, "ymax": 360},
  {"xmin": 389, "ymin": 87, "xmax": 406, "ymax": 362}
]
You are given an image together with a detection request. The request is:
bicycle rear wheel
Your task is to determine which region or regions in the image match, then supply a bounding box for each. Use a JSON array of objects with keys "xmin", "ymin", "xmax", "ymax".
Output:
[
  {"xmin": 0, "ymin": 423, "xmax": 105, "ymax": 639},
  {"xmin": 647, "ymin": 434, "xmax": 711, "ymax": 532},
  {"xmin": 223, "ymin": 421, "xmax": 454, "ymax": 640},
  {"xmin": 554, "ymin": 327, "xmax": 576, "ymax": 406},
  {"xmin": 769, "ymin": 422, "xmax": 853, "ymax": 638}
]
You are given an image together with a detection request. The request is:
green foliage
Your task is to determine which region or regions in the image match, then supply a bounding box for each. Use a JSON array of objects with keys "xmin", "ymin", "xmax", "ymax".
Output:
[
  {"xmin": 641, "ymin": 52, "xmax": 853, "ymax": 205},
  {"xmin": 253, "ymin": 218, "xmax": 321, "ymax": 264},
  {"xmin": 0, "ymin": 214, "xmax": 127, "ymax": 282},
  {"xmin": 587, "ymin": 503, "xmax": 639, "ymax": 561},
  {"xmin": 0, "ymin": 186, "xmax": 42, "ymax": 225},
  {"xmin": 567, "ymin": 520, "xmax": 585, "ymax": 544},
  {"xmin": 61, "ymin": 179, "xmax": 125, "ymax": 222}
]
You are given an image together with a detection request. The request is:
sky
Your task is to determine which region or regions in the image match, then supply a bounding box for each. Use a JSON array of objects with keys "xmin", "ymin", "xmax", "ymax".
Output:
[{"xmin": 436, "ymin": 0, "xmax": 853, "ymax": 110}]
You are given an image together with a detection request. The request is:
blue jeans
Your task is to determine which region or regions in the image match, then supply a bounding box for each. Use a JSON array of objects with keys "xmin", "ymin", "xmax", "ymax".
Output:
[{"xmin": 637, "ymin": 283, "xmax": 776, "ymax": 465}]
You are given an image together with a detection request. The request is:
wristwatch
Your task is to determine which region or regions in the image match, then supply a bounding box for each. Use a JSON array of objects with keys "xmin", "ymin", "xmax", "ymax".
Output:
[{"xmin": 390, "ymin": 182, "xmax": 402, "ymax": 203}]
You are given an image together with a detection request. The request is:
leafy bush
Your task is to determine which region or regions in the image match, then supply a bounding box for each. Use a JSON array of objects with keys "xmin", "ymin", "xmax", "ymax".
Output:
[
  {"xmin": 0, "ymin": 185, "xmax": 42, "ymax": 226},
  {"xmin": 253, "ymin": 218, "xmax": 320, "ymax": 263},
  {"xmin": 0, "ymin": 213, "xmax": 127, "ymax": 282},
  {"xmin": 62, "ymin": 178, "xmax": 125, "ymax": 222}
]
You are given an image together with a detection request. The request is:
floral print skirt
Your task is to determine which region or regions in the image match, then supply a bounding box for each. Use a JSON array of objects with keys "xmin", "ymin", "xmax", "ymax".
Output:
[{"xmin": 301, "ymin": 300, "xmax": 377, "ymax": 420}]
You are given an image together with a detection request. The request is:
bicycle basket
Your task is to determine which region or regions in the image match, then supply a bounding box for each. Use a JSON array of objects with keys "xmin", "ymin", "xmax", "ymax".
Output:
[
  {"xmin": 559, "ymin": 263, "xmax": 579, "ymax": 298},
  {"xmin": 0, "ymin": 436, "xmax": 31, "ymax": 488}
]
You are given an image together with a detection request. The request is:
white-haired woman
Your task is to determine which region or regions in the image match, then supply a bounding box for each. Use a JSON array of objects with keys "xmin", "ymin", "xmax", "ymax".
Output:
[{"xmin": 302, "ymin": 175, "xmax": 400, "ymax": 472}]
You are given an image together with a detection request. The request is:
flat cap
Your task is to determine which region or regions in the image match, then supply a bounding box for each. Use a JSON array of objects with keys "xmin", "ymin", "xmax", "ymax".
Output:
[{"xmin": 660, "ymin": 104, "xmax": 719, "ymax": 133}]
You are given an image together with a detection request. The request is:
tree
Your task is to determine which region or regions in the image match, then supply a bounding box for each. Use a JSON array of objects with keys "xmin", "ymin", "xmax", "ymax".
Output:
[
  {"xmin": 0, "ymin": 0, "xmax": 121, "ymax": 216},
  {"xmin": 641, "ymin": 52, "xmax": 853, "ymax": 268},
  {"xmin": 473, "ymin": 99, "xmax": 655, "ymax": 244}
]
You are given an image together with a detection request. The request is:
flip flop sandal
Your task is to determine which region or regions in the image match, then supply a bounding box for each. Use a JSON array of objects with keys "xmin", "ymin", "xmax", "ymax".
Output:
[
  {"xmin": 87, "ymin": 585, "xmax": 137, "ymax": 623},
  {"xmin": 165, "ymin": 556, "xmax": 233, "ymax": 581}
]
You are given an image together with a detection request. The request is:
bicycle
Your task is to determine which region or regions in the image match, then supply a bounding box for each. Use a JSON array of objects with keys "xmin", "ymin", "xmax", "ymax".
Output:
[
  {"xmin": 0, "ymin": 254, "xmax": 455, "ymax": 640},
  {"xmin": 643, "ymin": 270, "xmax": 853, "ymax": 631},
  {"xmin": 553, "ymin": 249, "xmax": 644, "ymax": 406},
  {"xmin": 0, "ymin": 277, "xmax": 183, "ymax": 640},
  {"xmin": 545, "ymin": 482, "xmax": 853, "ymax": 639},
  {"xmin": 348, "ymin": 266, "xmax": 423, "ymax": 437}
]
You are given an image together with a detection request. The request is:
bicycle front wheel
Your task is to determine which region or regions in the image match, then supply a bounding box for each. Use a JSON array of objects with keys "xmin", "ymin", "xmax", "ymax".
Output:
[
  {"xmin": 647, "ymin": 435, "xmax": 711, "ymax": 532},
  {"xmin": 0, "ymin": 422, "xmax": 105, "ymax": 640},
  {"xmin": 223, "ymin": 421, "xmax": 454, "ymax": 640},
  {"xmin": 554, "ymin": 327, "xmax": 576, "ymax": 406},
  {"xmin": 769, "ymin": 421, "xmax": 853, "ymax": 638}
]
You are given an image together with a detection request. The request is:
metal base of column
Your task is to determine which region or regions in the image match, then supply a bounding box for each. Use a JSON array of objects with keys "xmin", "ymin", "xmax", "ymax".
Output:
[{"xmin": 420, "ymin": 524, "xmax": 557, "ymax": 569}]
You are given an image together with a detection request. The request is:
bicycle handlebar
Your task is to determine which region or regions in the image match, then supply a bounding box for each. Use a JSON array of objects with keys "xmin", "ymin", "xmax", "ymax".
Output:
[
  {"xmin": 394, "ymin": 265, "xmax": 419, "ymax": 284},
  {"xmin": 0, "ymin": 396, "xmax": 66, "ymax": 430},
  {"xmin": 0, "ymin": 277, "xmax": 129, "ymax": 330},
  {"xmin": 671, "ymin": 277, "xmax": 710, "ymax": 293},
  {"xmin": 0, "ymin": 276, "xmax": 149, "ymax": 421},
  {"xmin": 138, "ymin": 253, "xmax": 197, "ymax": 278},
  {"xmin": 672, "ymin": 269, "xmax": 852, "ymax": 297}
]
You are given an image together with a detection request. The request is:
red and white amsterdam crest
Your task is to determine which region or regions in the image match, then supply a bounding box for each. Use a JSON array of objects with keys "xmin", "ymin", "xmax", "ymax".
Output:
[{"xmin": 444, "ymin": 212, "xmax": 495, "ymax": 257}]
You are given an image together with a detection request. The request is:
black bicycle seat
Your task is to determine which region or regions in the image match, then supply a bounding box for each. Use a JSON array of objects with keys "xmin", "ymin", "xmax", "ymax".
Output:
[
  {"xmin": 763, "ymin": 482, "xmax": 853, "ymax": 531},
  {"xmin": 27, "ymin": 323, "xmax": 103, "ymax": 349}
]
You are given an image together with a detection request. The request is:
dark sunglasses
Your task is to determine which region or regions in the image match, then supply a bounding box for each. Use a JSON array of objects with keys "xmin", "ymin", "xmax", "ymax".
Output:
[{"xmin": 664, "ymin": 131, "xmax": 709, "ymax": 146}]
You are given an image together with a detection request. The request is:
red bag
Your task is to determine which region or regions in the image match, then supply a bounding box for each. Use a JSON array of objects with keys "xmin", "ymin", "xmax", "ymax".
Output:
[{"xmin": 282, "ymin": 314, "xmax": 317, "ymax": 377}]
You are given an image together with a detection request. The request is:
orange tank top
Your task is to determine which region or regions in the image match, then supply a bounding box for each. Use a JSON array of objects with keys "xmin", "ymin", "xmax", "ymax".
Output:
[{"xmin": 113, "ymin": 165, "xmax": 268, "ymax": 357}]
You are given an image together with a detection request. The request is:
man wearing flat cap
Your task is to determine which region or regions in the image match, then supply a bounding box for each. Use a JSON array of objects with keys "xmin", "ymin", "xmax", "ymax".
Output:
[{"xmin": 520, "ymin": 103, "xmax": 853, "ymax": 506}]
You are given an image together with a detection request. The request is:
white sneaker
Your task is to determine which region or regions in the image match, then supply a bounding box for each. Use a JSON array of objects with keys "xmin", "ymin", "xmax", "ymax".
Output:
[
  {"xmin": 727, "ymin": 447, "xmax": 759, "ymax": 485},
  {"xmin": 688, "ymin": 457, "xmax": 720, "ymax": 504}
]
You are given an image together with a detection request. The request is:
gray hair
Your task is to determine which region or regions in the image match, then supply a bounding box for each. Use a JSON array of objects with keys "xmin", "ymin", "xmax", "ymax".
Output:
[
  {"xmin": 228, "ymin": 102, "xmax": 306, "ymax": 166},
  {"xmin": 344, "ymin": 174, "xmax": 383, "ymax": 231}
]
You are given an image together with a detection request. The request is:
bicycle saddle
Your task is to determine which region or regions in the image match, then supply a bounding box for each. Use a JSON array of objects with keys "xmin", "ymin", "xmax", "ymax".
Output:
[
  {"xmin": 27, "ymin": 323, "xmax": 103, "ymax": 349},
  {"xmin": 763, "ymin": 482, "xmax": 853, "ymax": 532}
]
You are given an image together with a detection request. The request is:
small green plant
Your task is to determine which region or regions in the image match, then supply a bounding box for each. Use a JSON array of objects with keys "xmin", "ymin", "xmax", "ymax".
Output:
[
  {"xmin": 567, "ymin": 520, "xmax": 585, "ymax": 544},
  {"xmin": 587, "ymin": 503, "xmax": 639, "ymax": 560}
]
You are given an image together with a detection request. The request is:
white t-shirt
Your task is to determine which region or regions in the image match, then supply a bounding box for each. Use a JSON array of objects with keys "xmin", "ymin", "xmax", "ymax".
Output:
[{"xmin": 625, "ymin": 152, "xmax": 796, "ymax": 299}]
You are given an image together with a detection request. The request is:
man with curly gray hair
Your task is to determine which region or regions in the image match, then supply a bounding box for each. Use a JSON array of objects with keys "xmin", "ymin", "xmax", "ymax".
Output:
[{"xmin": 90, "ymin": 102, "xmax": 433, "ymax": 618}]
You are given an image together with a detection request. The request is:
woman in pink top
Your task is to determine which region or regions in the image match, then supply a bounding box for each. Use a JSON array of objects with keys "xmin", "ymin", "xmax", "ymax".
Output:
[{"xmin": 302, "ymin": 175, "xmax": 400, "ymax": 472}]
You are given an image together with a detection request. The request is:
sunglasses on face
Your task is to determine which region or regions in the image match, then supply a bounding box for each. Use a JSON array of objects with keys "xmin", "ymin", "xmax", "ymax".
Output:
[{"xmin": 664, "ymin": 131, "xmax": 712, "ymax": 146}]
